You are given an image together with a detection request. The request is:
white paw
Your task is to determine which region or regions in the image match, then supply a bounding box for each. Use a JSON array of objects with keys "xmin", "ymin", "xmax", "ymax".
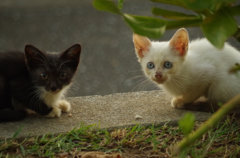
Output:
[
  {"xmin": 57, "ymin": 100, "xmax": 71, "ymax": 113},
  {"xmin": 47, "ymin": 106, "xmax": 62, "ymax": 118},
  {"xmin": 171, "ymin": 97, "xmax": 185, "ymax": 109}
]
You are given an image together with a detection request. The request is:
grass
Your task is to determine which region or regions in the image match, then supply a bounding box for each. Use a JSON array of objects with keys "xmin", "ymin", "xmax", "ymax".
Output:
[{"xmin": 0, "ymin": 115, "xmax": 240, "ymax": 158}]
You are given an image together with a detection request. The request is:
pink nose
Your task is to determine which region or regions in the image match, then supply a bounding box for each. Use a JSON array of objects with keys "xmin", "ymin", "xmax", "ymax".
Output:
[{"xmin": 155, "ymin": 72, "xmax": 162, "ymax": 79}]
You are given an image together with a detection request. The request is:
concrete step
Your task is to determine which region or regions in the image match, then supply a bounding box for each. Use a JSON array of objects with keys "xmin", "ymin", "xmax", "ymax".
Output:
[{"xmin": 0, "ymin": 91, "xmax": 211, "ymax": 138}]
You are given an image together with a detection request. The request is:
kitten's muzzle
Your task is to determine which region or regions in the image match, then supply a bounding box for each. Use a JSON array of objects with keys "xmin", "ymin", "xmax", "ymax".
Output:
[
  {"xmin": 48, "ymin": 84, "xmax": 60, "ymax": 92},
  {"xmin": 153, "ymin": 72, "xmax": 166, "ymax": 84},
  {"xmin": 48, "ymin": 88, "xmax": 61, "ymax": 93},
  {"xmin": 155, "ymin": 72, "xmax": 162, "ymax": 79},
  {"xmin": 50, "ymin": 86, "xmax": 57, "ymax": 92}
]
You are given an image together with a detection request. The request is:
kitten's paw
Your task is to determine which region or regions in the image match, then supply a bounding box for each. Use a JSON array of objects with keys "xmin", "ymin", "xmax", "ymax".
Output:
[
  {"xmin": 171, "ymin": 97, "xmax": 185, "ymax": 109},
  {"xmin": 47, "ymin": 106, "xmax": 62, "ymax": 118},
  {"xmin": 58, "ymin": 100, "xmax": 71, "ymax": 113}
]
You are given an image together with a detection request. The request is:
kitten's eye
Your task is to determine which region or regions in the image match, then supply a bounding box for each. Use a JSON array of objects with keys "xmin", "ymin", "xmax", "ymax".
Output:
[
  {"xmin": 163, "ymin": 61, "xmax": 173, "ymax": 69},
  {"xmin": 40, "ymin": 73, "xmax": 48, "ymax": 80},
  {"xmin": 59, "ymin": 72, "xmax": 67, "ymax": 79},
  {"xmin": 147, "ymin": 62, "xmax": 155, "ymax": 69}
]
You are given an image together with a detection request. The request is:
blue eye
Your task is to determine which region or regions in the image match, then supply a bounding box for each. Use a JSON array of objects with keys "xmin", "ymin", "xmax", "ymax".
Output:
[
  {"xmin": 163, "ymin": 61, "xmax": 173, "ymax": 69},
  {"xmin": 147, "ymin": 62, "xmax": 155, "ymax": 69}
]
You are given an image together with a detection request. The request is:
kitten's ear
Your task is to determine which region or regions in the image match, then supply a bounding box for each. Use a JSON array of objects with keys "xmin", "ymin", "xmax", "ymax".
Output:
[
  {"xmin": 133, "ymin": 34, "xmax": 151, "ymax": 59},
  {"xmin": 169, "ymin": 28, "xmax": 189, "ymax": 56},
  {"xmin": 25, "ymin": 45, "xmax": 45, "ymax": 69},
  {"xmin": 60, "ymin": 44, "xmax": 81, "ymax": 69}
]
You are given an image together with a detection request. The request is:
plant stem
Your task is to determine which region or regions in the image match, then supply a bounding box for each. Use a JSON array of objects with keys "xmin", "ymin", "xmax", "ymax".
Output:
[{"xmin": 172, "ymin": 94, "xmax": 240, "ymax": 155}]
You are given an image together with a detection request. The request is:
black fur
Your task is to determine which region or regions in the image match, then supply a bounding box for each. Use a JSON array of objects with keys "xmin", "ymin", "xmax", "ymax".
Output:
[{"xmin": 0, "ymin": 44, "xmax": 81, "ymax": 122}]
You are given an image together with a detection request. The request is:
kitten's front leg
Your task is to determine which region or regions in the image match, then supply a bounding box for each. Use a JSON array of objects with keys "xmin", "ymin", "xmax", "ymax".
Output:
[
  {"xmin": 47, "ymin": 106, "xmax": 62, "ymax": 118},
  {"xmin": 57, "ymin": 100, "xmax": 71, "ymax": 113},
  {"xmin": 171, "ymin": 94, "xmax": 199, "ymax": 109},
  {"xmin": 171, "ymin": 97, "xmax": 185, "ymax": 108},
  {"xmin": 27, "ymin": 100, "xmax": 62, "ymax": 118},
  {"xmin": 47, "ymin": 100, "xmax": 71, "ymax": 117}
]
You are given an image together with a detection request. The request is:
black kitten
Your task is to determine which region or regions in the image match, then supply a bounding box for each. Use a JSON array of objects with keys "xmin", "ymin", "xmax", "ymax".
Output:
[{"xmin": 0, "ymin": 44, "xmax": 81, "ymax": 122}]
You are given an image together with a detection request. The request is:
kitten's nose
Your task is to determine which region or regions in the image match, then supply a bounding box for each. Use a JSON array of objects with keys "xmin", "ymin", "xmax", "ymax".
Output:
[
  {"xmin": 51, "ymin": 86, "xmax": 57, "ymax": 92},
  {"xmin": 155, "ymin": 72, "xmax": 162, "ymax": 79},
  {"xmin": 49, "ymin": 84, "xmax": 58, "ymax": 92}
]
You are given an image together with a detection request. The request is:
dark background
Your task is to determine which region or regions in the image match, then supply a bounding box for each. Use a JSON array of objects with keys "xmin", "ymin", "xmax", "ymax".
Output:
[{"xmin": 1, "ymin": 0, "xmax": 240, "ymax": 96}]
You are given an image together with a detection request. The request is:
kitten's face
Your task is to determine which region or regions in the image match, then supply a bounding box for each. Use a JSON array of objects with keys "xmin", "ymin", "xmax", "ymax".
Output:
[
  {"xmin": 24, "ymin": 44, "xmax": 81, "ymax": 92},
  {"xmin": 140, "ymin": 43, "xmax": 184, "ymax": 84},
  {"xmin": 133, "ymin": 28, "xmax": 189, "ymax": 84}
]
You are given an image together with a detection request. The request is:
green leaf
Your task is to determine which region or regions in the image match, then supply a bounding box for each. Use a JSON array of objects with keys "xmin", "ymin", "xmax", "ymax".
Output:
[
  {"xmin": 124, "ymin": 14, "xmax": 166, "ymax": 28},
  {"xmin": 229, "ymin": 63, "xmax": 240, "ymax": 73},
  {"xmin": 123, "ymin": 14, "xmax": 166, "ymax": 38},
  {"xmin": 183, "ymin": 0, "xmax": 216, "ymax": 11},
  {"xmin": 184, "ymin": 0, "xmax": 237, "ymax": 11},
  {"xmin": 152, "ymin": 7, "xmax": 198, "ymax": 20},
  {"xmin": 152, "ymin": 0, "xmax": 236, "ymax": 12},
  {"xmin": 166, "ymin": 18, "xmax": 202, "ymax": 29},
  {"xmin": 151, "ymin": 0, "xmax": 184, "ymax": 7},
  {"xmin": 230, "ymin": 5, "xmax": 240, "ymax": 16},
  {"xmin": 118, "ymin": 0, "xmax": 124, "ymax": 10},
  {"xmin": 151, "ymin": 0, "xmax": 211, "ymax": 11},
  {"xmin": 178, "ymin": 113, "xmax": 195, "ymax": 136},
  {"xmin": 201, "ymin": 8, "xmax": 238, "ymax": 49},
  {"xmin": 233, "ymin": 27, "xmax": 240, "ymax": 42},
  {"xmin": 93, "ymin": 0, "xmax": 121, "ymax": 15}
]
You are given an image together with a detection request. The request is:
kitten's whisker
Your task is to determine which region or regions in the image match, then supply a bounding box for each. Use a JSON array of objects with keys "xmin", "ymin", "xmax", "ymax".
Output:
[
  {"xmin": 131, "ymin": 78, "xmax": 154, "ymax": 91},
  {"xmin": 126, "ymin": 70, "xmax": 143, "ymax": 74},
  {"xmin": 127, "ymin": 75, "xmax": 146, "ymax": 81},
  {"xmin": 131, "ymin": 79, "xmax": 147, "ymax": 91}
]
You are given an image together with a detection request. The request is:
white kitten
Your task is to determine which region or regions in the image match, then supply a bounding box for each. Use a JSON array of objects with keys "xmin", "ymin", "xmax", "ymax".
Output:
[{"xmin": 133, "ymin": 28, "xmax": 240, "ymax": 109}]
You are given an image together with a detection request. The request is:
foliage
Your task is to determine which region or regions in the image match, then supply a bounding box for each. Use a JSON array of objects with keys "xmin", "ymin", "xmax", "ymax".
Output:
[
  {"xmin": 178, "ymin": 113, "xmax": 195, "ymax": 136},
  {"xmin": 93, "ymin": 0, "xmax": 240, "ymax": 49},
  {"xmin": 1, "ymin": 119, "xmax": 240, "ymax": 157},
  {"xmin": 92, "ymin": 0, "xmax": 240, "ymax": 156},
  {"xmin": 173, "ymin": 94, "xmax": 240, "ymax": 155}
]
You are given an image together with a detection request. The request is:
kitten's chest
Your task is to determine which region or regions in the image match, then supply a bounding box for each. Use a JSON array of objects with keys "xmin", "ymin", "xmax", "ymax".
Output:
[
  {"xmin": 162, "ymin": 79, "xmax": 188, "ymax": 96},
  {"xmin": 38, "ymin": 85, "xmax": 70, "ymax": 107},
  {"xmin": 39, "ymin": 90, "xmax": 64, "ymax": 107},
  {"xmin": 162, "ymin": 66, "xmax": 212, "ymax": 96}
]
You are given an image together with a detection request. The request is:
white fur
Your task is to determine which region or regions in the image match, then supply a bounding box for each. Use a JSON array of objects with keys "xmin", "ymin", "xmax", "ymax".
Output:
[
  {"xmin": 137, "ymin": 34, "xmax": 240, "ymax": 108},
  {"xmin": 57, "ymin": 100, "xmax": 71, "ymax": 112},
  {"xmin": 38, "ymin": 85, "xmax": 71, "ymax": 117},
  {"xmin": 47, "ymin": 106, "xmax": 62, "ymax": 118}
]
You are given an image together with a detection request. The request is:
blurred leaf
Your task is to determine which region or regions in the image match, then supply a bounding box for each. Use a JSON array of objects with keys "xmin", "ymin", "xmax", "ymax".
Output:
[
  {"xmin": 93, "ymin": 0, "xmax": 121, "ymax": 15},
  {"xmin": 124, "ymin": 14, "xmax": 167, "ymax": 28},
  {"xmin": 229, "ymin": 63, "xmax": 240, "ymax": 73},
  {"xmin": 191, "ymin": 0, "xmax": 236, "ymax": 11},
  {"xmin": 166, "ymin": 18, "xmax": 202, "ymax": 29},
  {"xmin": 151, "ymin": 0, "xmax": 184, "ymax": 7},
  {"xmin": 233, "ymin": 27, "xmax": 240, "ymax": 42},
  {"xmin": 118, "ymin": 0, "xmax": 124, "ymax": 10},
  {"xmin": 230, "ymin": 5, "xmax": 240, "ymax": 15},
  {"xmin": 123, "ymin": 14, "xmax": 166, "ymax": 38},
  {"xmin": 178, "ymin": 113, "xmax": 195, "ymax": 136},
  {"xmin": 152, "ymin": 0, "xmax": 211, "ymax": 11},
  {"xmin": 152, "ymin": 7, "xmax": 198, "ymax": 20},
  {"xmin": 201, "ymin": 8, "xmax": 238, "ymax": 49},
  {"xmin": 218, "ymin": 0, "xmax": 237, "ymax": 5},
  {"xmin": 183, "ymin": 0, "xmax": 217, "ymax": 11},
  {"xmin": 152, "ymin": 0, "xmax": 236, "ymax": 12}
]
